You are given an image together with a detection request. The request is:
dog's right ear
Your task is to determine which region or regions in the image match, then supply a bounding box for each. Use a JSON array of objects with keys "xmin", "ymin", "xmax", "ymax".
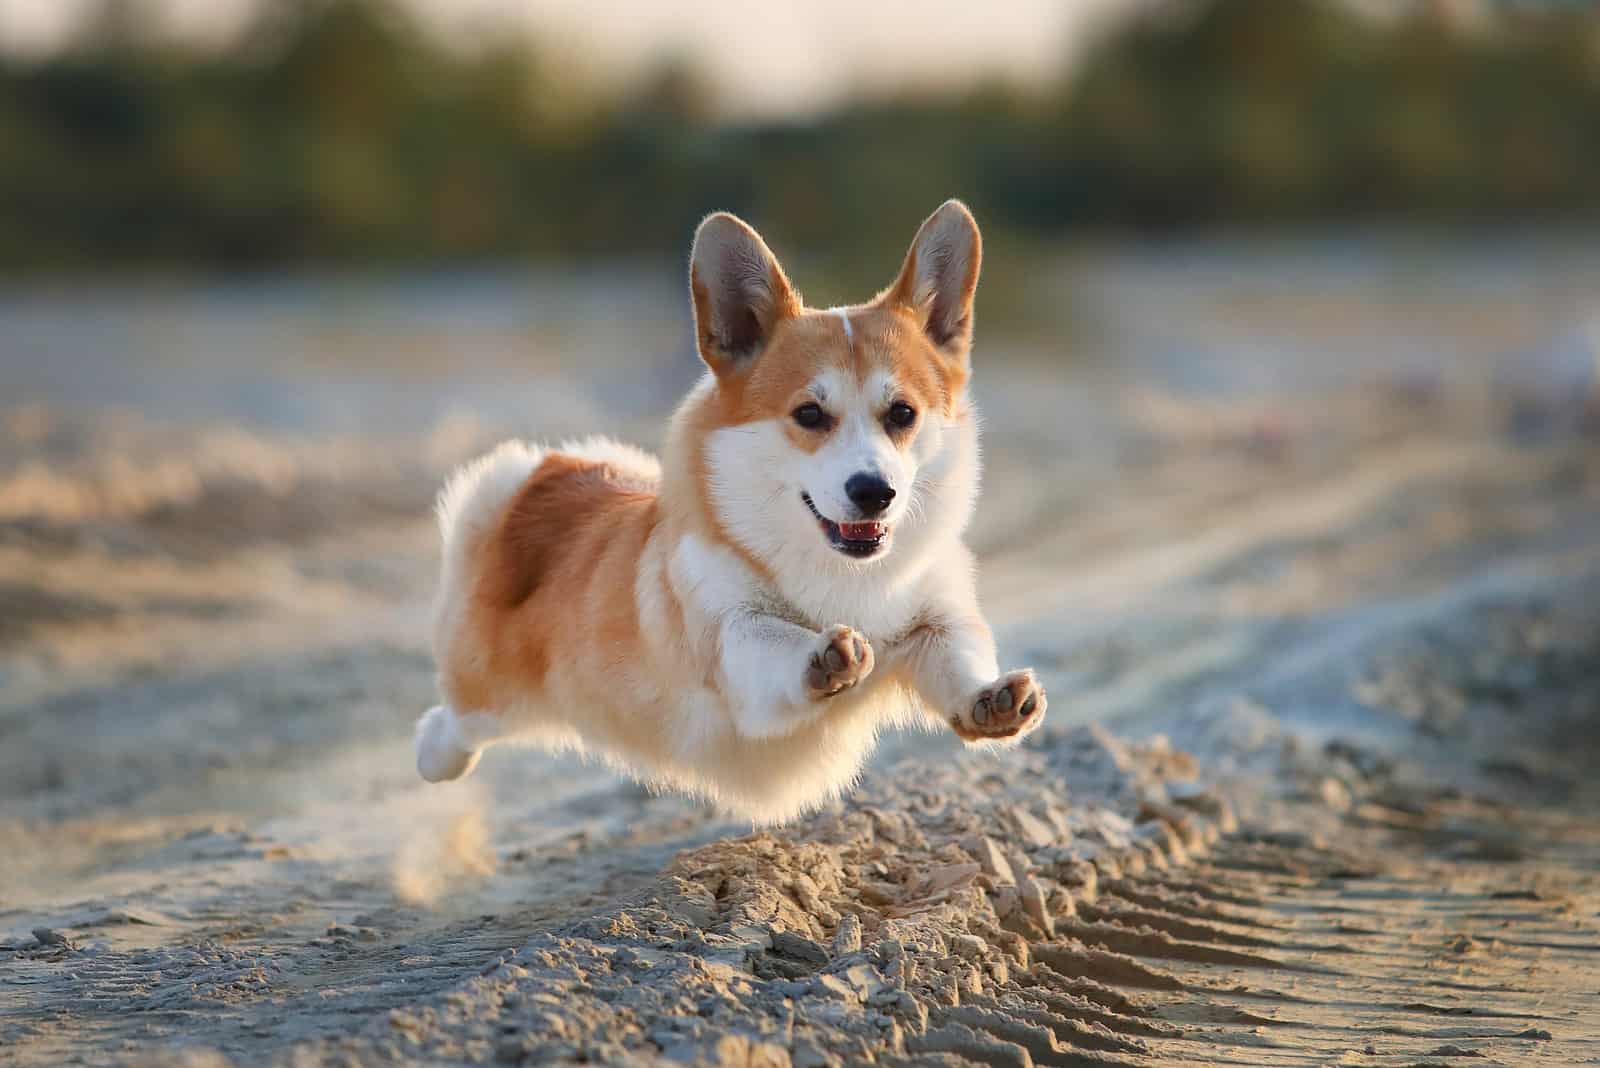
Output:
[{"xmin": 689, "ymin": 213, "xmax": 800, "ymax": 376}]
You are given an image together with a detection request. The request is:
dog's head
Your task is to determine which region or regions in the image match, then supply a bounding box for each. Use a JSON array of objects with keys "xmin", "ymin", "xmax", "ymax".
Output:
[{"xmin": 686, "ymin": 200, "xmax": 983, "ymax": 572}]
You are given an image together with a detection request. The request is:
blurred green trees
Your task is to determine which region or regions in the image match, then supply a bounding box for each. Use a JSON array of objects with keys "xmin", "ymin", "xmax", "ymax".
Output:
[{"xmin": 1, "ymin": 0, "xmax": 1597, "ymax": 272}]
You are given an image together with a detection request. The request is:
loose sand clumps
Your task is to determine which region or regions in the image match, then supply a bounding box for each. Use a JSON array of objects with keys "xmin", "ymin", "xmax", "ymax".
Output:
[
  {"xmin": 283, "ymin": 728, "xmax": 1248, "ymax": 1067},
  {"xmin": 266, "ymin": 692, "xmax": 1600, "ymax": 1068}
]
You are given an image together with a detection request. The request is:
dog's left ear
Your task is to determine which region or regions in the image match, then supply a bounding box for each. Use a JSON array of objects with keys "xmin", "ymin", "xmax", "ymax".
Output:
[
  {"xmin": 689, "ymin": 212, "xmax": 801, "ymax": 376},
  {"xmin": 880, "ymin": 199, "xmax": 982, "ymax": 362}
]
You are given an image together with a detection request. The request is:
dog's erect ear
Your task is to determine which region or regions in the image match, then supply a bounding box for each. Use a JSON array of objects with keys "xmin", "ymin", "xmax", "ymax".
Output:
[
  {"xmin": 689, "ymin": 213, "xmax": 801, "ymax": 375},
  {"xmin": 880, "ymin": 199, "xmax": 982, "ymax": 361}
]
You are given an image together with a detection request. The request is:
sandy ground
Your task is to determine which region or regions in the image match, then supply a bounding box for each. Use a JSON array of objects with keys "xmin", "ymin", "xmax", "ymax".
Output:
[{"xmin": 2, "ymin": 242, "xmax": 1599, "ymax": 1066}]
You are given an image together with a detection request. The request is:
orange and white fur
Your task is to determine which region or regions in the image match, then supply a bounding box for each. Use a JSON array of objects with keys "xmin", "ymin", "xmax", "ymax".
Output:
[{"xmin": 416, "ymin": 200, "xmax": 1045, "ymax": 824}]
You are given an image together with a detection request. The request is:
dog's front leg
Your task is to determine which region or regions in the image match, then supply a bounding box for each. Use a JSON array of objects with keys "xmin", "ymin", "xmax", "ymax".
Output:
[
  {"xmin": 898, "ymin": 614, "xmax": 1046, "ymax": 744},
  {"xmin": 719, "ymin": 611, "xmax": 874, "ymax": 739}
]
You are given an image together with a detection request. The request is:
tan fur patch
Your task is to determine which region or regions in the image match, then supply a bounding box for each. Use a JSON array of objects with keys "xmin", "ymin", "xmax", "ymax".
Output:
[
  {"xmin": 851, "ymin": 306, "xmax": 969, "ymax": 422},
  {"xmin": 445, "ymin": 454, "xmax": 657, "ymax": 712},
  {"xmin": 701, "ymin": 309, "xmax": 964, "ymax": 434}
]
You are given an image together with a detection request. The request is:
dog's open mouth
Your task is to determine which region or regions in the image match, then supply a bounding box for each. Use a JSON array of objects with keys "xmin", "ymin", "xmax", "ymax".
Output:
[{"xmin": 802, "ymin": 492, "xmax": 889, "ymax": 559}]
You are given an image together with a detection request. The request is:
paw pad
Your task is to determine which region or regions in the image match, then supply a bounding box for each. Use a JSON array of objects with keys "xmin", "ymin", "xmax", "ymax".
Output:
[
  {"xmin": 807, "ymin": 625, "xmax": 874, "ymax": 699},
  {"xmin": 956, "ymin": 670, "xmax": 1046, "ymax": 742}
]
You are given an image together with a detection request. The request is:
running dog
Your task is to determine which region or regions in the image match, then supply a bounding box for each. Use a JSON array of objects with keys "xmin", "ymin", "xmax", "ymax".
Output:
[{"xmin": 416, "ymin": 200, "xmax": 1045, "ymax": 823}]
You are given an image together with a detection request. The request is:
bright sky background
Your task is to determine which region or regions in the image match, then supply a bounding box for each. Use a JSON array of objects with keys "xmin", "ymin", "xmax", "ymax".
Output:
[{"xmin": 0, "ymin": 0, "xmax": 1149, "ymax": 116}]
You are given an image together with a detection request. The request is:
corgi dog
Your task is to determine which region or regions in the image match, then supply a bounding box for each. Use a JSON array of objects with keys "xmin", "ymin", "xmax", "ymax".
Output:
[{"xmin": 416, "ymin": 200, "xmax": 1045, "ymax": 824}]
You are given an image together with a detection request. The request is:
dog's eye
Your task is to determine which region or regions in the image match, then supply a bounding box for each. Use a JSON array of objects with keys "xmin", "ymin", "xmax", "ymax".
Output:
[
  {"xmin": 792, "ymin": 403, "xmax": 829, "ymax": 430},
  {"xmin": 886, "ymin": 402, "xmax": 917, "ymax": 429}
]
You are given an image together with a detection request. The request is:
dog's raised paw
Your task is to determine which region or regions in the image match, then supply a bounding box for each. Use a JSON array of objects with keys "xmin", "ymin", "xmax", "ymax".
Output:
[
  {"xmin": 954, "ymin": 669, "xmax": 1046, "ymax": 743},
  {"xmin": 806, "ymin": 624, "xmax": 874, "ymax": 699},
  {"xmin": 415, "ymin": 704, "xmax": 482, "ymax": 782}
]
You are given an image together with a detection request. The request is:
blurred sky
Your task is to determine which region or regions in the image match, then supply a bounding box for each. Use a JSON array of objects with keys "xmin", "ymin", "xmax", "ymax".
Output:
[{"xmin": 0, "ymin": 0, "xmax": 1150, "ymax": 116}]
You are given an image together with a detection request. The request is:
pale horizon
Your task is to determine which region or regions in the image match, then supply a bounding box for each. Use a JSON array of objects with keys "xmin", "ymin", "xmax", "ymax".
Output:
[{"xmin": 0, "ymin": 0, "xmax": 1151, "ymax": 117}]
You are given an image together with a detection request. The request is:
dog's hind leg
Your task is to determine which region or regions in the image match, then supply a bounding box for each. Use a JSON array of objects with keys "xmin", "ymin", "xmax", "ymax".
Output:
[{"xmin": 415, "ymin": 704, "xmax": 503, "ymax": 782}]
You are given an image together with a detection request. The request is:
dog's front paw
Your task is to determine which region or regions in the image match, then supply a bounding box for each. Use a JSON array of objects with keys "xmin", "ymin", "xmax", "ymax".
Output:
[
  {"xmin": 806, "ymin": 624, "xmax": 875, "ymax": 699},
  {"xmin": 953, "ymin": 669, "xmax": 1046, "ymax": 743}
]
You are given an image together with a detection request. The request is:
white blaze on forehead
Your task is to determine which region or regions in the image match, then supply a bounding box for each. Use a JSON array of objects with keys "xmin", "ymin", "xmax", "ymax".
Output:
[{"xmin": 828, "ymin": 307, "xmax": 853, "ymax": 346}]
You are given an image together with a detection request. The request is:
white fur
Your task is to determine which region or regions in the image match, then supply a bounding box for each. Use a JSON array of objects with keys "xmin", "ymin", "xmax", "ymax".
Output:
[
  {"xmin": 552, "ymin": 436, "xmax": 660, "ymax": 481},
  {"xmin": 415, "ymin": 704, "xmax": 483, "ymax": 782},
  {"xmin": 702, "ymin": 367, "xmax": 981, "ymax": 601},
  {"xmin": 828, "ymin": 306, "xmax": 854, "ymax": 345},
  {"xmin": 667, "ymin": 364, "xmax": 1006, "ymax": 816}
]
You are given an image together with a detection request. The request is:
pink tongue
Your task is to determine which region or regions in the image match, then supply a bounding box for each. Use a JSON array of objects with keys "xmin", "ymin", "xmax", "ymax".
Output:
[{"xmin": 838, "ymin": 520, "xmax": 885, "ymax": 540}]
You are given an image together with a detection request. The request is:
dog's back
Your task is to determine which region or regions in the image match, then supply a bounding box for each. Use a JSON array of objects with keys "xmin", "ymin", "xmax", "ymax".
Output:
[{"xmin": 418, "ymin": 438, "xmax": 663, "ymax": 782}]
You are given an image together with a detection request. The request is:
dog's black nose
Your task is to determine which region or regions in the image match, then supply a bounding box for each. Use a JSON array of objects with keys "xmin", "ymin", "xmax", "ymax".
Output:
[{"xmin": 845, "ymin": 473, "xmax": 895, "ymax": 516}]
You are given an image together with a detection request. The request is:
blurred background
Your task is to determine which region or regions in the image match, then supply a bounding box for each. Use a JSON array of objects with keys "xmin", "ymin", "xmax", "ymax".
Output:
[
  {"xmin": 4, "ymin": 0, "xmax": 1600, "ymax": 982},
  {"xmin": 4, "ymin": 0, "xmax": 1600, "ymax": 270}
]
